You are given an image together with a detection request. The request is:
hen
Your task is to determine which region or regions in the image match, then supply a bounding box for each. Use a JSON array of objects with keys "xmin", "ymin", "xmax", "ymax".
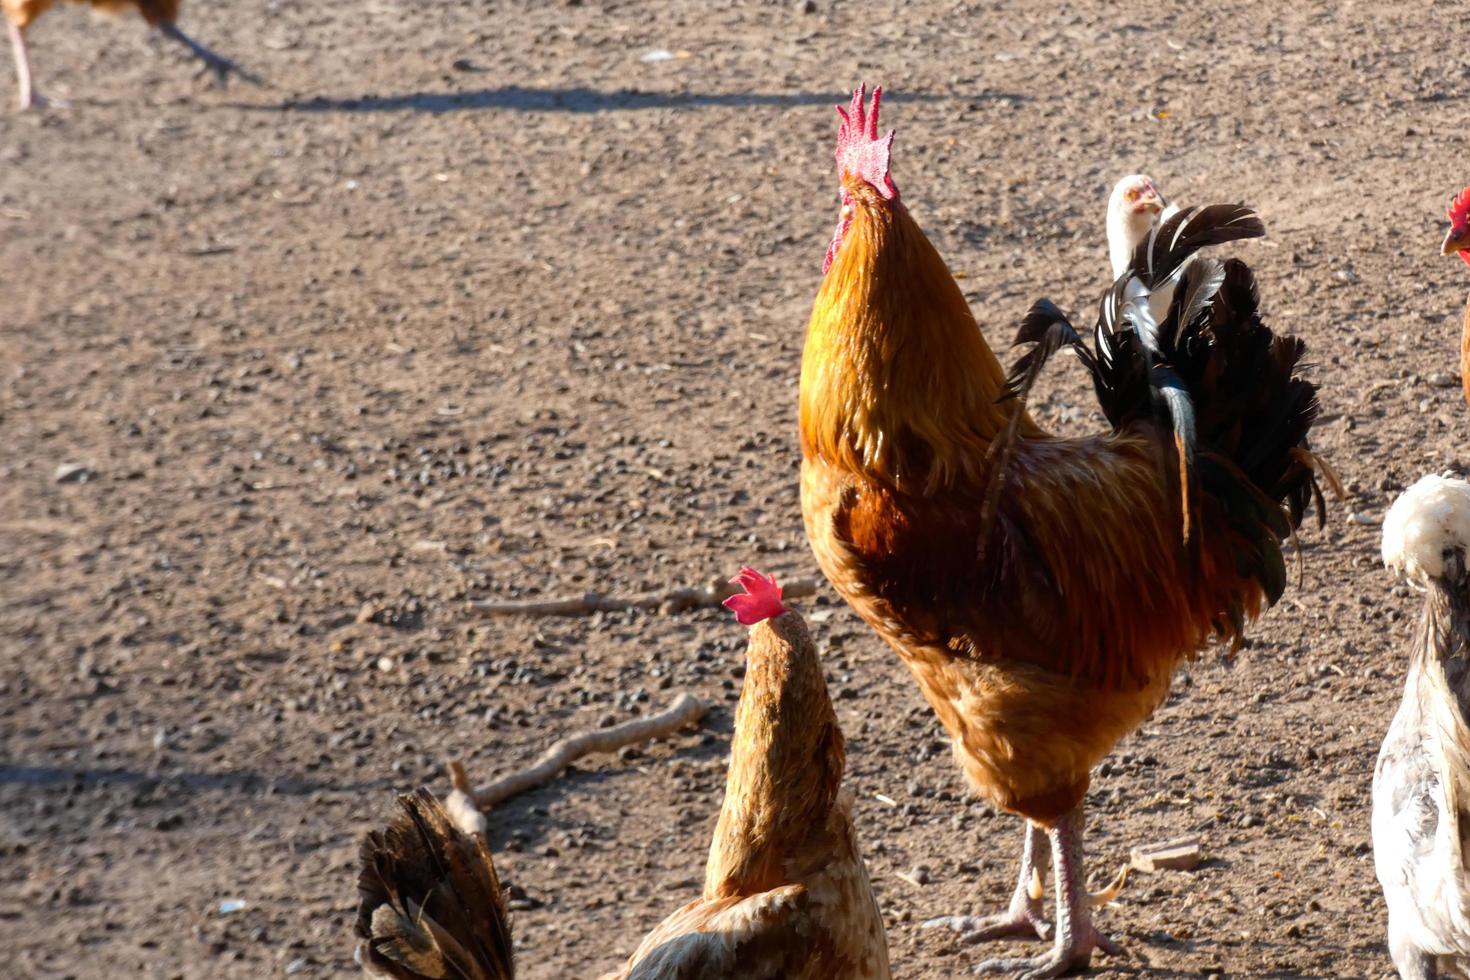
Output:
[
  {"xmin": 1441, "ymin": 186, "xmax": 1470, "ymax": 412},
  {"xmin": 3, "ymin": 0, "xmax": 247, "ymax": 109},
  {"xmin": 799, "ymin": 85, "xmax": 1325, "ymax": 976},
  {"xmin": 1374, "ymin": 475, "xmax": 1470, "ymax": 980},
  {"xmin": 356, "ymin": 568, "xmax": 890, "ymax": 980}
]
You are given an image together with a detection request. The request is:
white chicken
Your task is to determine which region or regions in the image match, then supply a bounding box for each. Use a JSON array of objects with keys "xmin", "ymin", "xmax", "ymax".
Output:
[
  {"xmin": 1375, "ymin": 474, "xmax": 1470, "ymax": 979},
  {"xmin": 1105, "ymin": 174, "xmax": 1167, "ymax": 279}
]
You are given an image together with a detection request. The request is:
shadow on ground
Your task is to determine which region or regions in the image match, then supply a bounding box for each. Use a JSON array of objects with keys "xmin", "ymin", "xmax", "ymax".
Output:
[{"xmin": 256, "ymin": 85, "xmax": 1022, "ymax": 114}]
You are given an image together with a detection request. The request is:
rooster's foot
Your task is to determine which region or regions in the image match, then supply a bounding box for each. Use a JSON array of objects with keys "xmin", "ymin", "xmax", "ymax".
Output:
[
  {"xmin": 17, "ymin": 90, "xmax": 67, "ymax": 111},
  {"xmin": 972, "ymin": 923, "xmax": 1119, "ymax": 978},
  {"xmin": 922, "ymin": 910, "xmax": 1053, "ymax": 943}
]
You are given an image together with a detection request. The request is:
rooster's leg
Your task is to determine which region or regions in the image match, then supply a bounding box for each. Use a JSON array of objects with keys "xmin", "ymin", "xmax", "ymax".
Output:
[
  {"xmin": 922, "ymin": 821, "xmax": 1053, "ymax": 941},
  {"xmin": 975, "ymin": 806, "xmax": 1119, "ymax": 979},
  {"xmin": 5, "ymin": 18, "xmax": 54, "ymax": 111}
]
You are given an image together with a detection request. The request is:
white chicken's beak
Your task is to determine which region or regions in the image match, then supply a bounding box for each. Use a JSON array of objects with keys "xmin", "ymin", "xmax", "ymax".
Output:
[{"xmin": 1134, "ymin": 188, "xmax": 1165, "ymax": 216}]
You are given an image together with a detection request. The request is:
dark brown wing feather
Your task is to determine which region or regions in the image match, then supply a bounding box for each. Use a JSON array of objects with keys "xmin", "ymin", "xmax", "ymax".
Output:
[{"xmin": 356, "ymin": 790, "xmax": 514, "ymax": 980}]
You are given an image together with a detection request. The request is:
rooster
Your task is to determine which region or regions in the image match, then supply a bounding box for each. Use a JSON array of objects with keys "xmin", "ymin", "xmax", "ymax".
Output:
[
  {"xmin": 355, "ymin": 568, "xmax": 891, "ymax": 980},
  {"xmin": 3, "ymin": 0, "xmax": 248, "ymax": 109},
  {"xmin": 1442, "ymin": 186, "xmax": 1470, "ymax": 412},
  {"xmin": 1374, "ymin": 475, "xmax": 1470, "ymax": 980},
  {"xmin": 799, "ymin": 85, "xmax": 1325, "ymax": 977}
]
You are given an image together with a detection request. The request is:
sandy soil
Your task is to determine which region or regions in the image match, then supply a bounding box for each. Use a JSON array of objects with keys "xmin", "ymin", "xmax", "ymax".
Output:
[{"xmin": 3, "ymin": 1, "xmax": 1469, "ymax": 977}]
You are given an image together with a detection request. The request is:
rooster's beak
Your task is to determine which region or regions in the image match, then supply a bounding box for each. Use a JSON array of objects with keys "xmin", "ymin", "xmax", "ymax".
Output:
[{"xmin": 1442, "ymin": 223, "xmax": 1470, "ymax": 256}]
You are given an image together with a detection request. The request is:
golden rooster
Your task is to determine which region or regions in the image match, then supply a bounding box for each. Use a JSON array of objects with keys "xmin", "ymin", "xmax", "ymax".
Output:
[
  {"xmin": 799, "ymin": 86, "xmax": 1325, "ymax": 976},
  {"xmin": 3, "ymin": 0, "xmax": 247, "ymax": 109},
  {"xmin": 1375, "ymin": 475, "xmax": 1470, "ymax": 980},
  {"xmin": 1442, "ymin": 186, "xmax": 1470, "ymax": 412},
  {"xmin": 356, "ymin": 568, "xmax": 890, "ymax": 980}
]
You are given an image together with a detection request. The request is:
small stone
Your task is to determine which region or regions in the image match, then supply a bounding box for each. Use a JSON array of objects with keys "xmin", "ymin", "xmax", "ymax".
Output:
[
  {"xmin": 1130, "ymin": 836, "xmax": 1203, "ymax": 872},
  {"xmin": 285, "ymin": 958, "xmax": 309, "ymax": 974},
  {"xmin": 1429, "ymin": 371, "xmax": 1460, "ymax": 389},
  {"xmin": 55, "ymin": 463, "xmax": 95, "ymax": 483}
]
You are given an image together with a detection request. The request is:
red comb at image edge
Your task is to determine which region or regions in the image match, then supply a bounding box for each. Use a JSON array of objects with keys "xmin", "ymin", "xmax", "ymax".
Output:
[
  {"xmin": 1449, "ymin": 186, "xmax": 1470, "ymax": 225},
  {"xmin": 722, "ymin": 567, "xmax": 786, "ymax": 625}
]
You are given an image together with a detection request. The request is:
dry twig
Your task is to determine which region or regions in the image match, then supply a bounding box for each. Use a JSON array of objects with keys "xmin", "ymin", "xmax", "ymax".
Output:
[
  {"xmin": 470, "ymin": 576, "xmax": 821, "ymax": 618},
  {"xmin": 464, "ymin": 693, "xmax": 708, "ymax": 809}
]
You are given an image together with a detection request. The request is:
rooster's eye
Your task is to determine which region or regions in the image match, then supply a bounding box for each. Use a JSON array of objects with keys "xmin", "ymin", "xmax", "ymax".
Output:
[{"xmin": 1125, "ymin": 189, "xmax": 1138, "ymax": 202}]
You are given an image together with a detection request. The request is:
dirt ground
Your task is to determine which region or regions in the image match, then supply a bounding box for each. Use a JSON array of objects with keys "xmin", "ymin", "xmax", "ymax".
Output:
[{"xmin": 3, "ymin": 1, "xmax": 1468, "ymax": 977}]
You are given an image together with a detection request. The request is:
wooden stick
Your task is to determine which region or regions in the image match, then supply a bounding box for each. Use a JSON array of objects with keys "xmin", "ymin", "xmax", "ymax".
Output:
[
  {"xmin": 469, "ymin": 576, "xmax": 821, "ymax": 618},
  {"xmin": 467, "ymin": 693, "xmax": 708, "ymax": 809}
]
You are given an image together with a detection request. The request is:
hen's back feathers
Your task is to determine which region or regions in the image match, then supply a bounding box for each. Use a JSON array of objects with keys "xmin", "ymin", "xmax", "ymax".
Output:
[{"xmin": 356, "ymin": 789, "xmax": 514, "ymax": 980}]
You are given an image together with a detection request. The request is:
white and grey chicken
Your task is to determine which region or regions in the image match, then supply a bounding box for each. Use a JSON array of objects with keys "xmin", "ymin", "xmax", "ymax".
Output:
[{"xmin": 1375, "ymin": 474, "xmax": 1470, "ymax": 979}]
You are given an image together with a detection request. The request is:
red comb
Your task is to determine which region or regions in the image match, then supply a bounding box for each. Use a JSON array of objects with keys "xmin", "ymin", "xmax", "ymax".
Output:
[
  {"xmin": 1450, "ymin": 186, "xmax": 1470, "ymax": 226},
  {"xmin": 835, "ymin": 84, "xmax": 897, "ymax": 200},
  {"xmin": 722, "ymin": 567, "xmax": 786, "ymax": 626}
]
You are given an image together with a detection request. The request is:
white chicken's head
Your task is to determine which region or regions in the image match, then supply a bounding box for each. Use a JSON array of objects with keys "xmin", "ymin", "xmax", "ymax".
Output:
[
  {"xmin": 1383, "ymin": 475, "xmax": 1470, "ymax": 585},
  {"xmin": 1107, "ymin": 175, "xmax": 1167, "ymax": 278}
]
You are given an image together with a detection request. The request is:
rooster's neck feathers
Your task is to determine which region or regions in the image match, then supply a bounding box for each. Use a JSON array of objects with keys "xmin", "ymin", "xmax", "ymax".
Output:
[{"xmin": 802, "ymin": 182, "xmax": 1037, "ymax": 492}]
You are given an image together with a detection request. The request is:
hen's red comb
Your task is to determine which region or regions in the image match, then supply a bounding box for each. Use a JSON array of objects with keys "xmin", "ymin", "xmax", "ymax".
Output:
[
  {"xmin": 722, "ymin": 567, "xmax": 786, "ymax": 626},
  {"xmin": 1450, "ymin": 186, "xmax": 1470, "ymax": 226},
  {"xmin": 835, "ymin": 84, "xmax": 897, "ymax": 200}
]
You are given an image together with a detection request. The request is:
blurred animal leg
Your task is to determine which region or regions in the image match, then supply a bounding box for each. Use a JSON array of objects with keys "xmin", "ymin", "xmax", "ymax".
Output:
[
  {"xmin": 922, "ymin": 821, "xmax": 1053, "ymax": 941},
  {"xmin": 976, "ymin": 807, "xmax": 1120, "ymax": 978},
  {"xmin": 6, "ymin": 19, "xmax": 37, "ymax": 110},
  {"xmin": 155, "ymin": 21, "xmax": 245, "ymax": 86}
]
